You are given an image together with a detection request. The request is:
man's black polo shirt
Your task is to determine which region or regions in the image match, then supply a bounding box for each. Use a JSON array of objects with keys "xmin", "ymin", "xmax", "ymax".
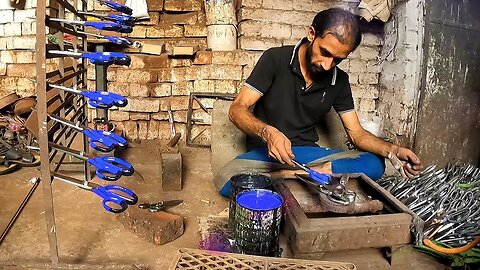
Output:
[{"xmin": 245, "ymin": 38, "xmax": 355, "ymax": 150}]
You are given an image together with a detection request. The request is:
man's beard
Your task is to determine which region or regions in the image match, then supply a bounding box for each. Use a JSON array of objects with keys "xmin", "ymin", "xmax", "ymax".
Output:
[{"xmin": 305, "ymin": 44, "xmax": 326, "ymax": 80}]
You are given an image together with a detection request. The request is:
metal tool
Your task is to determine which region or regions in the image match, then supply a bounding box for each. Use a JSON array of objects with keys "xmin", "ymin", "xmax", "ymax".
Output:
[
  {"xmin": 48, "ymin": 114, "xmax": 127, "ymax": 152},
  {"xmin": 291, "ymin": 159, "xmax": 331, "ymax": 185},
  {"xmin": 75, "ymin": 30, "xmax": 140, "ymax": 47},
  {"xmin": 48, "ymin": 83, "xmax": 127, "ymax": 109},
  {"xmin": 47, "ymin": 17, "xmax": 133, "ymax": 33},
  {"xmin": 96, "ymin": 0, "xmax": 133, "ymax": 15},
  {"xmin": 78, "ymin": 11, "xmax": 136, "ymax": 25},
  {"xmin": 139, "ymin": 199, "xmax": 183, "ymax": 213},
  {"xmin": 48, "ymin": 50, "xmax": 131, "ymax": 66},
  {"xmin": 294, "ymin": 173, "xmax": 354, "ymax": 205},
  {"xmin": 0, "ymin": 178, "xmax": 39, "ymax": 245},
  {"xmin": 52, "ymin": 172, "xmax": 137, "ymax": 213},
  {"xmin": 49, "ymin": 142, "xmax": 133, "ymax": 181}
]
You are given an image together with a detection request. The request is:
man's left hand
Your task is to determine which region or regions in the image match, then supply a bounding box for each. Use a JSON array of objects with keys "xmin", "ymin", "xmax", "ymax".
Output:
[{"xmin": 395, "ymin": 147, "xmax": 423, "ymax": 178}]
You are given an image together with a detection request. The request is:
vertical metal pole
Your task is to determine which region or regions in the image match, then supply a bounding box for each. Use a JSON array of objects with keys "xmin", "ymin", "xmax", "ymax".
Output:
[
  {"xmin": 35, "ymin": 0, "xmax": 59, "ymax": 264},
  {"xmin": 94, "ymin": 44, "xmax": 108, "ymax": 121}
]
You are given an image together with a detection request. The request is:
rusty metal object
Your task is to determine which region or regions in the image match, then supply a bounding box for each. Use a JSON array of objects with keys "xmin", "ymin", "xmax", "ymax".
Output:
[
  {"xmin": 0, "ymin": 93, "xmax": 20, "ymax": 111},
  {"xmin": 186, "ymin": 92, "xmax": 235, "ymax": 148}
]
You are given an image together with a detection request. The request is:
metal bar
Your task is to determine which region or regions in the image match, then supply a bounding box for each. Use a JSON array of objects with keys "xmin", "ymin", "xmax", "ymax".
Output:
[
  {"xmin": 94, "ymin": 44, "xmax": 108, "ymax": 120},
  {"xmin": 0, "ymin": 178, "xmax": 40, "ymax": 245},
  {"xmin": 36, "ymin": 0, "xmax": 59, "ymax": 263},
  {"xmin": 53, "ymin": 0, "xmax": 87, "ymax": 21},
  {"xmin": 185, "ymin": 92, "xmax": 236, "ymax": 147}
]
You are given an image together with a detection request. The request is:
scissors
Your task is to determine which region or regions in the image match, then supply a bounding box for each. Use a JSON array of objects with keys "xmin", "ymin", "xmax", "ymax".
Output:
[
  {"xmin": 52, "ymin": 172, "xmax": 137, "ymax": 213},
  {"xmin": 48, "ymin": 50, "xmax": 131, "ymax": 66},
  {"xmin": 49, "ymin": 142, "xmax": 133, "ymax": 181},
  {"xmin": 49, "ymin": 114, "xmax": 127, "ymax": 152},
  {"xmin": 291, "ymin": 159, "xmax": 331, "ymax": 185},
  {"xmin": 48, "ymin": 83, "xmax": 127, "ymax": 109},
  {"xmin": 47, "ymin": 17, "xmax": 133, "ymax": 33},
  {"xmin": 139, "ymin": 200, "xmax": 183, "ymax": 213}
]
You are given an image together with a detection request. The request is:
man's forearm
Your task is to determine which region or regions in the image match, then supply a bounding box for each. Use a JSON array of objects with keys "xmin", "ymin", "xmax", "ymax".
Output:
[
  {"xmin": 229, "ymin": 102, "xmax": 267, "ymax": 140},
  {"xmin": 350, "ymin": 130, "xmax": 398, "ymax": 158}
]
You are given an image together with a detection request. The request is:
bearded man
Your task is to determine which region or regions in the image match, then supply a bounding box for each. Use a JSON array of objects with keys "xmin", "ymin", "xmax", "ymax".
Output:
[{"xmin": 215, "ymin": 8, "xmax": 423, "ymax": 197}]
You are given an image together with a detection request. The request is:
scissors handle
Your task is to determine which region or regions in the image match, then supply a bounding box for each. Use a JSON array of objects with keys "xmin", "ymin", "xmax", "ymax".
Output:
[
  {"xmin": 83, "ymin": 129, "xmax": 127, "ymax": 152},
  {"xmin": 88, "ymin": 156, "xmax": 134, "ymax": 181},
  {"xmin": 84, "ymin": 91, "xmax": 128, "ymax": 108},
  {"xmin": 92, "ymin": 185, "xmax": 138, "ymax": 213}
]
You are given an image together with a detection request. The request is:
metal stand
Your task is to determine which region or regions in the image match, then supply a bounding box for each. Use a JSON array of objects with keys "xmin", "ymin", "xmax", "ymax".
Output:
[
  {"xmin": 29, "ymin": 0, "xmax": 137, "ymax": 268},
  {"xmin": 94, "ymin": 44, "xmax": 108, "ymax": 121}
]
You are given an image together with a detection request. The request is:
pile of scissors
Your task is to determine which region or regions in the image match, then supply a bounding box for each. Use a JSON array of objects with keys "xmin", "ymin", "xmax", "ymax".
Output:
[{"xmin": 378, "ymin": 163, "xmax": 480, "ymax": 252}]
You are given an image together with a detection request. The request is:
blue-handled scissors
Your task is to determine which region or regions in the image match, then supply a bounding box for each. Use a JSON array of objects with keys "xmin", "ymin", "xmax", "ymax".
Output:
[
  {"xmin": 49, "ymin": 114, "xmax": 127, "ymax": 152},
  {"xmin": 49, "ymin": 142, "xmax": 133, "ymax": 181},
  {"xmin": 48, "ymin": 50, "xmax": 131, "ymax": 66},
  {"xmin": 96, "ymin": 0, "xmax": 133, "ymax": 15},
  {"xmin": 48, "ymin": 83, "xmax": 127, "ymax": 109},
  {"xmin": 292, "ymin": 159, "xmax": 331, "ymax": 185},
  {"xmin": 52, "ymin": 172, "xmax": 137, "ymax": 213},
  {"xmin": 78, "ymin": 11, "xmax": 136, "ymax": 26},
  {"xmin": 47, "ymin": 17, "xmax": 133, "ymax": 33}
]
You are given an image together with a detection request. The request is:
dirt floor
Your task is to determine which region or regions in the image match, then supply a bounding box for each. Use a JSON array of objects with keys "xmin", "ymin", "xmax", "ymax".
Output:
[{"xmin": 0, "ymin": 144, "xmax": 451, "ymax": 270}]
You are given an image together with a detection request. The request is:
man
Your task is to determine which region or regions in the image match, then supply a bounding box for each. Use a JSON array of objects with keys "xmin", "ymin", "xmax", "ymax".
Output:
[{"xmin": 214, "ymin": 8, "xmax": 423, "ymax": 197}]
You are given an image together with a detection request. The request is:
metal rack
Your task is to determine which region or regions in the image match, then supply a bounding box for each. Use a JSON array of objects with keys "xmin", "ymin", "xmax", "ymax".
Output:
[
  {"xmin": 34, "ymin": 1, "xmax": 137, "ymax": 268},
  {"xmin": 36, "ymin": 0, "xmax": 89, "ymax": 264}
]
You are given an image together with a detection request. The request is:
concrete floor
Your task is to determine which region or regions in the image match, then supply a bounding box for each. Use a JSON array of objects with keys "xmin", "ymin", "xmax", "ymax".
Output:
[{"xmin": 0, "ymin": 145, "xmax": 451, "ymax": 270}]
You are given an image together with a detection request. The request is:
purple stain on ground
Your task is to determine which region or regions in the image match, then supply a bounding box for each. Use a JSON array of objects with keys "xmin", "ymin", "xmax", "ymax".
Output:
[{"xmin": 198, "ymin": 232, "xmax": 233, "ymax": 253}]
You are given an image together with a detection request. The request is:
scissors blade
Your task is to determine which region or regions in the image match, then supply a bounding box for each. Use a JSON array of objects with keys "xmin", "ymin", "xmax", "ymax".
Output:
[{"xmin": 161, "ymin": 199, "xmax": 183, "ymax": 207}]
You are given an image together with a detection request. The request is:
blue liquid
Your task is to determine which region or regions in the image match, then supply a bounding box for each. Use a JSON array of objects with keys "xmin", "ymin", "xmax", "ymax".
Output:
[{"xmin": 236, "ymin": 190, "xmax": 283, "ymax": 211}]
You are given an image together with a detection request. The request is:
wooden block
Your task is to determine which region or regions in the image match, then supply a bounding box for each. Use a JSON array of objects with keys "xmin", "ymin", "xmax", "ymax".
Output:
[
  {"xmin": 172, "ymin": 46, "xmax": 196, "ymax": 56},
  {"xmin": 161, "ymin": 153, "xmax": 182, "ymax": 191},
  {"xmin": 140, "ymin": 41, "xmax": 165, "ymax": 55},
  {"xmin": 117, "ymin": 206, "xmax": 184, "ymax": 245},
  {"xmin": 385, "ymin": 244, "xmax": 415, "ymax": 266}
]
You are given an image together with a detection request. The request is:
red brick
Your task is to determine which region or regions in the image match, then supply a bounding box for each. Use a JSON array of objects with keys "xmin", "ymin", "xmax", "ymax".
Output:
[
  {"xmin": 151, "ymin": 83, "xmax": 172, "ymax": 97},
  {"xmin": 146, "ymin": 24, "xmax": 183, "ymax": 38},
  {"xmin": 123, "ymin": 121, "xmax": 138, "ymax": 140},
  {"xmin": 159, "ymin": 12, "xmax": 198, "ymax": 25},
  {"xmin": 128, "ymin": 25, "xmax": 147, "ymax": 38},
  {"xmin": 157, "ymin": 68, "xmax": 187, "ymax": 82},
  {"xmin": 107, "ymin": 82, "xmax": 130, "ymax": 96},
  {"xmin": 184, "ymin": 24, "xmax": 207, "ymax": 37},
  {"xmin": 147, "ymin": 0, "xmax": 164, "ymax": 11},
  {"xmin": 215, "ymin": 80, "xmax": 238, "ymax": 94},
  {"xmin": 170, "ymin": 59, "xmax": 192, "ymax": 68},
  {"xmin": 211, "ymin": 51, "xmax": 235, "ymax": 65},
  {"xmin": 109, "ymin": 110, "xmax": 130, "ymax": 121},
  {"xmin": 194, "ymin": 51, "xmax": 212, "ymax": 65},
  {"xmin": 147, "ymin": 120, "xmax": 160, "ymax": 139},
  {"xmin": 136, "ymin": 12, "xmax": 160, "ymax": 25},
  {"xmin": 164, "ymin": 0, "xmax": 202, "ymax": 11},
  {"xmin": 0, "ymin": 63, "xmax": 6, "ymax": 76},
  {"xmin": 6, "ymin": 64, "xmax": 36, "ymax": 78},
  {"xmin": 144, "ymin": 54, "xmax": 170, "ymax": 68},
  {"xmin": 238, "ymin": 36, "xmax": 282, "ymax": 51},
  {"xmin": 152, "ymin": 111, "xmax": 169, "ymax": 121},
  {"xmin": 160, "ymin": 96, "xmax": 198, "ymax": 111},
  {"xmin": 120, "ymin": 97, "xmax": 160, "ymax": 113},
  {"xmin": 184, "ymin": 66, "xmax": 209, "ymax": 81},
  {"xmin": 130, "ymin": 113, "xmax": 151, "ymax": 121},
  {"xmin": 193, "ymin": 80, "xmax": 215, "ymax": 93},
  {"xmin": 115, "ymin": 69, "xmax": 157, "ymax": 83},
  {"xmin": 209, "ymin": 65, "xmax": 242, "ymax": 80},
  {"xmin": 171, "ymin": 81, "xmax": 194, "ymax": 96}
]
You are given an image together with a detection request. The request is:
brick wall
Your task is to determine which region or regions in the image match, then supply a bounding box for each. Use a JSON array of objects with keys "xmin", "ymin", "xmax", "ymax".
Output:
[
  {"xmin": 1, "ymin": 0, "xmax": 388, "ymax": 144},
  {"xmin": 377, "ymin": 0, "xmax": 424, "ymax": 146},
  {"xmin": 0, "ymin": 0, "xmax": 37, "ymax": 98}
]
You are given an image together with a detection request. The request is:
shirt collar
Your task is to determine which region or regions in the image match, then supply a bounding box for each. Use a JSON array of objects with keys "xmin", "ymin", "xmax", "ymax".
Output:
[{"xmin": 290, "ymin": 37, "xmax": 337, "ymax": 86}]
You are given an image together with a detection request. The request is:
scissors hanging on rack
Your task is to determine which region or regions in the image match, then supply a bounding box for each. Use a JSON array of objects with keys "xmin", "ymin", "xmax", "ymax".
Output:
[
  {"xmin": 49, "ymin": 142, "xmax": 134, "ymax": 181},
  {"xmin": 78, "ymin": 11, "xmax": 136, "ymax": 26},
  {"xmin": 48, "ymin": 114, "xmax": 127, "ymax": 152},
  {"xmin": 46, "ymin": 17, "xmax": 133, "ymax": 33},
  {"xmin": 75, "ymin": 30, "xmax": 140, "ymax": 47},
  {"xmin": 52, "ymin": 172, "xmax": 137, "ymax": 213},
  {"xmin": 48, "ymin": 50, "xmax": 131, "ymax": 67},
  {"xmin": 95, "ymin": 0, "xmax": 133, "ymax": 15},
  {"xmin": 48, "ymin": 83, "xmax": 127, "ymax": 109}
]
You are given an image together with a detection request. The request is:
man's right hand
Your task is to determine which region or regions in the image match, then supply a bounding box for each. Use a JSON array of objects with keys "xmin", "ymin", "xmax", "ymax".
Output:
[{"xmin": 263, "ymin": 125, "xmax": 295, "ymax": 166}]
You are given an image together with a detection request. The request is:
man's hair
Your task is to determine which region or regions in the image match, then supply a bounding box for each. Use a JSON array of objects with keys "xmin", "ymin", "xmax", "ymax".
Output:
[{"xmin": 311, "ymin": 8, "xmax": 362, "ymax": 50}]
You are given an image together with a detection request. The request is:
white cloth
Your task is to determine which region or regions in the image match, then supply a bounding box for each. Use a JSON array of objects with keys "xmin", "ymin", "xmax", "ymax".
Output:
[
  {"xmin": 125, "ymin": 0, "xmax": 149, "ymax": 20},
  {"xmin": 357, "ymin": 0, "xmax": 395, "ymax": 22}
]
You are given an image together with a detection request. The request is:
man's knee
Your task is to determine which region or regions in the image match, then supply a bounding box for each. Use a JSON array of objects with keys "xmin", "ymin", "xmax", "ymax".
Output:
[{"xmin": 332, "ymin": 152, "xmax": 385, "ymax": 180}]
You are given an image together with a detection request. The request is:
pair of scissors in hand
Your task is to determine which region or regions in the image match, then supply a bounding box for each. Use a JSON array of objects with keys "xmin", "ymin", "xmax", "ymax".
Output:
[
  {"xmin": 139, "ymin": 200, "xmax": 183, "ymax": 212},
  {"xmin": 48, "ymin": 83, "xmax": 127, "ymax": 109},
  {"xmin": 49, "ymin": 114, "xmax": 127, "ymax": 152},
  {"xmin": 50, "ymin": 142, "xmax": 134, "ymax": 181},
  {"xmin": 52, "ymin": 172, "xmax": 138, "ymax": 213},
  {"xmin": 292, "ymin": 159, "xmax": 331, "ymax": 185}
]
